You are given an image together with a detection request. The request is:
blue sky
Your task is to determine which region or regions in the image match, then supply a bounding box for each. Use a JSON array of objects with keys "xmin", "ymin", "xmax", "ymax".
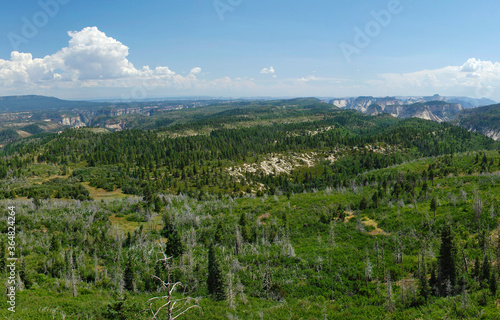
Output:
[{"xmin": 0, "ymin": 0, "xmax": 499, "ymax": 100}]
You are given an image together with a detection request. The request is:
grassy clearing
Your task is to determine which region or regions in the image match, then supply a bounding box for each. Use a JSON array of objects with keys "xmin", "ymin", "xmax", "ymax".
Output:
[
  {"xmin": 28, "ymin": 174, "xmax": 68, "ymax": 185},
  {"xmin": 82, "ymin": 182, "xmax": 129, "ymax": 200},
  {"xmin": 109, "ymin": 213, "xmax": 163, "ymax": 233}
]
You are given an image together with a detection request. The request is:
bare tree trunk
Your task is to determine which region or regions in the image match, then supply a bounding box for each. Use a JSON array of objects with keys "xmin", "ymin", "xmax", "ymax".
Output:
[
  {"xmin": 329, "ymin": 222, "xmax": 335, "ymax": 247},
  {"xmin": 386, "ymin": 272, "xmax": 394, "ymax": 312},
  {"xmin": 382, "ymin": 246, "xmax": 386, "ymax": 282},
  {"xmin": 235, "ymin": 226, "xmax": 242, "ymax": 255},
  {"xmin": 71, "ymin": 269, "xmax": 77, "ymax": 297},
  {"xmin": 228, "ymin": 271, "xmax": 235, "ymax": 309},
  {"xmin": 94, "ymin": 252, "xmax": 98, "ymax": 284},
  {"xmin": 70, "ymin": 250, "xmax": 77, "ymax": 297}
]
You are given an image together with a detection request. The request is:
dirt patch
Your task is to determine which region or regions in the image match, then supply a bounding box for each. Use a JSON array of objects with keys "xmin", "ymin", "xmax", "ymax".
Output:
[{"xmin": 258, "ymin": 213, "xmax": 271, "ymax": 225}]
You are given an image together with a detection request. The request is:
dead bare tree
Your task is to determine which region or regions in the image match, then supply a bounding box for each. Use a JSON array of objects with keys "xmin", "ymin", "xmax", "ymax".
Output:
[
  {"xmin": 148, "ymin": 249, "xmax": 200, "ymax": 320},
  {"xmin": 473, "ymin": 196, "xmax": 483, "ymax": 226},
  {"xmin": 386, "ymin": 272, "xmax": 394, "ymax": 313}
]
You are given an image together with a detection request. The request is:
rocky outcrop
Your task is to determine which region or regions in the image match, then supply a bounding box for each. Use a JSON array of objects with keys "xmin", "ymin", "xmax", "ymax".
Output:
[
  {"xmin": 398, "ymin": 102, "xmax": 463, "ymax": 122},
  {"xmin": 105, "ymin": 120, "xmax": 126, "ymax": 131},
  {"xmin": 61, "ymin": 115, "xmax": 86, "ymax": 127},
  {"xmin": 106, "ymin": 107, "xmax": 150, "ymax": 117},
  {"xmin": 331, "ymin": 98, "xmax": 355, "ymax": 108},
  {"xmin": 331, "ymin": 97, "xmax": 403, "ymax": 113},
  {"xmin": 483, "ymin": 130, "xmax": 500, "ymax": 141},
  {"xmin": 340, "ymin": 99, "xmax": 463, "ymax": 122},
  {"xmin": 330, "ymin": 95, "xmax": 494, "ymax": 112},
  {"xmin": 0, "ymin": 112, "xmax": 32, "ymax": 121}
]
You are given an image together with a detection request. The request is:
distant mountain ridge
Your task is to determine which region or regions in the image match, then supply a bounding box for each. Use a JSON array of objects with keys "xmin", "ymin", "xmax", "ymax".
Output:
[
  {"xmin": 0, "ymin": 95, "xmax": 499, "ymax": 144},
  {"xmin": 330, "ymin": 95, "xmax": 495, "ymax": 111},
  {"xmin": 329, "ymin": 95, "xmax": 496, "ymax": 123},
  {"xmin": 0, "ymin": 95, "xmax": 102, "ymax": 112},
  {"xmin": 364, "ymin": 101, "xmax": 463, "ymax": 122}
]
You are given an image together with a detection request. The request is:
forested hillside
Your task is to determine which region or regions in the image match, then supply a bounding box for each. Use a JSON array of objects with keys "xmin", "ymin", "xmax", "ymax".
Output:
[
  {"xmin": 454, "ymin": 104, "xmax": 500, "ymax": 141},
  {"xmin": 0, "ymin": 99, "xmax": 499, "ymax": 319}
]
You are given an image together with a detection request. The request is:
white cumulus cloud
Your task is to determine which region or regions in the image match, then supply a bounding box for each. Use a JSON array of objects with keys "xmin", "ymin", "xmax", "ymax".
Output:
[
  {"xmin": 59, "ymin": 27, "xmax": 138, "ymax": 80},
  {"xmin": 297, "ymin": 75, "xmax": 319, "ymax": 82},
  {"xmin": 190, "ymin": 67, "xmax": 202, "ymax": 74},
  {"xmin": 0, "ymin": 27, "xmax": 225, "ymax": 97},
  {"xmin": 260, "ymin": 66, "xmax": 275, "ymax": 74}
]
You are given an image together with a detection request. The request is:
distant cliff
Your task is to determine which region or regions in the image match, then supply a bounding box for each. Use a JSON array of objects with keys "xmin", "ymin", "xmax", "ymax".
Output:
[
  {"xmin": 330, "ymin": 96, "xmax": 464, "ymax": 122},
  {"xmin": 453, "ymin": 104, "xmax": 500, "ymax": 141}
]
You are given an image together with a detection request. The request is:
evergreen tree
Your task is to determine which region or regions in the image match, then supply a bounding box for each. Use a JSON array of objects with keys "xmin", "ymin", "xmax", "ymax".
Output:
[
  {"xmin": 124, "ymin": 232, "xmax": 132, "ymax": 248},
  {"xmin": 418, "ymin": 256, "xmax": 431, "ymax": 301},
  {"xmin": 437, "ymin": 225, "xmax": 456, "ymax": 296},
  {"xmin": 337, "ymin": 204, "xmax": 346, "ymax": 221},
  {"xmin": 473, "ymin": 256, "xmax": 481, "ymax": 280},
  {"xmin": 429, "ymin": 170, "xmax": 435, "ymax": 185},
  {"xmin": 489, "ymin": 271, "xmax": 497, "ymax": 296},
  {"xmin": 480, "ymin": 254, "xmax": 491, "ymax": 288},
  {"xmin": 430, "ymin": 197, "xmax": 438, "ymax": 219},
  {"xmin": 359, "ymin": 196, "xmax": 368, "ymax": 210},
  {"xmin": 372, "ymin": 192, "xmax": 379, "ymax": 208},
  {"xmin": 32, "ymin": 197, "xmax": 41, "ymax": 210},
  {"xmin": 429, "ymin": 261, "xmax": 437, "ymax": 296},
  {"xmin": 153, "ymin": 195, "xmax": 164, "ymax": 213},
  {"xmin": 214, "ymin": 221, "xmax": 224, "ymax": 244},
  {"xmin": 162, "ymin": 214, "xmax": 184, "ymax": 258},
  {"xmin": 0, "ymin": 165, "xmax": 7, "ymax": 179},
  {"xmin": 124, "ymin": 257, "xmax": 134, "ymax": 292},
  {"xmin": 207, "ymin": 244, "xmax": 225, "ymax": 301},
  {"xmin": 19, "ymin": 257, "xmax": 31, "ymax": 289},
  {"xmin": 239, "ymin": 213, "xmax": 251, "ymax": 243},
  {"xmin": 165, "ymin": 230, "xmax": 184, "ymax": 258},
  {"xmin": 50, "ymin": 235, "xmax": 60, "ymax": 252}
]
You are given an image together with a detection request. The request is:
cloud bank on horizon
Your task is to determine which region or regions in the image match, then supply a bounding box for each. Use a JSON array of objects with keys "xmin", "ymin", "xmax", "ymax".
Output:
[
  {"xmin": 370, "ymin": 58, "xmax": 500, "ymax": 100},
  {"xmin": 0, "ymin": 26, "xmax": 499, "ymax": 101}
]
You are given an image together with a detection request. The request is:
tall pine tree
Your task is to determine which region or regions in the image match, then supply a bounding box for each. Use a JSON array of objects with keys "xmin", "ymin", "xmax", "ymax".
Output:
[
  {"xmin": 480, "ymin": 254, "xmax": 491, "ymax": 289},
  {"xmin": 161, "ymin": 214, "xmax": 184, "ymax": 258},
  {"xmin": 207, "ymin": 244, "xmax": 225, "ymax": 301},
  {"xmin": 418, "ymin": 254, "xmax": 431, "ymax": 301},
  {"xmin": 124, "ymin": 257, "xmax": 134, "ymax": 292},
  {"xmin": 437, "ymin": 224, "xmax": 456, "ymax": 296}
]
